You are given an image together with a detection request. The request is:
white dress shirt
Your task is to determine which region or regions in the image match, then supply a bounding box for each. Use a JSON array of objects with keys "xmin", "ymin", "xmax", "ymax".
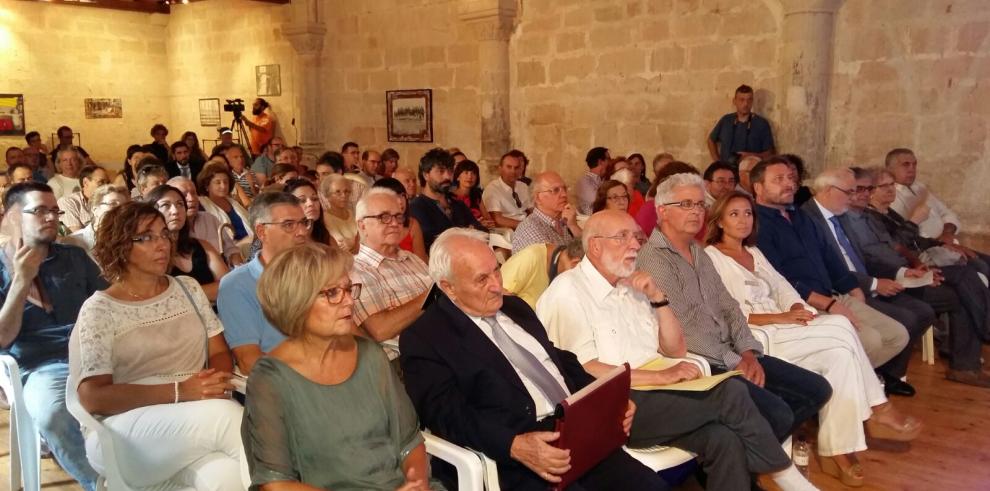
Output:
[
  {"xmin": 482, "ymin": 178, "xmax": 532, "ymax": 221},
  {"xmin": 536, "ymin": 257, "xmax": 662, "ymax": 368},
  {"xmin": 891, "ymin": 182, "xmax": 961, "ymax": 239},
  {"xmin": 466, "ymin": 310, "xmax": 569, "ymax": 419},
  {"xmin": 813, "ymin": 199, "xmax": 877, "ymax": 292}
]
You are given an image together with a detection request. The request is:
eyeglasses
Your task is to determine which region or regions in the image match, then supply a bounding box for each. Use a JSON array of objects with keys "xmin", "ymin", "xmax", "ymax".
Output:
[
  {"xmin": 592, "ymin": 230, "xmax": 643, "ymax": 244},
  {"xmin": 261, "ymin": 218, "xmax": 314, "ymax": 232},
  {"xmin": 537, "ymin": 185, "xmax": 568, "ymax": 195},
  {"xmin": 661, "ymin": 200, "xmax": 708, "ymax": 211},
  {"xmin": 712, "ymin": 178, "xmax": 737, "ymax": 186},
  {"xmin": 606, "ymin": 193, "xmax": 630, "ymax": 202},
  {"xmin": 22, "ymin": 207, "xmax": 65, "ymax": 219},
  {"xmin": 876, "ymin": 182, "xmax": 895, "ymax": 190},
  {"xmin": 131, "ymin": 231, "xmax": 173, "ymax": 244},
  {"xmin": 511, "ymin": 190, "xmax": 522, "ymax": 209},
  {"xmin": 330, "ymin": 189, "xmax": 352, "ymax": 197},
  {"xmin": 319, "ymin": 283, "xmax": 362, "ymax": 304},
  {"xmin": 829, "ymin": 185, "xmax": 855, "ymax": 197},
  {"xmin": 362, "ymin": 212, "xmax": 405, "ymax": 225},
  {"xmin": 854, "ymin": 185, "xmax": 875, "ymax": 194},
  {"xmin": 156, "ymin": 200, "xmax": 187, "ymax": 212},
  {"xmin": 99, "ymin": 200, "xmax": 123, "ymax": 208}
]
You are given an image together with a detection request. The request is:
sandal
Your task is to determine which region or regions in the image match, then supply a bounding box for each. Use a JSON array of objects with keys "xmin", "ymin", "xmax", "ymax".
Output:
[
  {"xmin": 866, "ymin": 404, "xmax": 922, "ymax": 442},
  {"xmin": 820, "ymin": 455, "xmax": 865, "ymax": 487}
]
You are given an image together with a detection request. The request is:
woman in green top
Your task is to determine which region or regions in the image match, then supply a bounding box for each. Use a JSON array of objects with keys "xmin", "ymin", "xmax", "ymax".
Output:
[{"xmin": 243, "ymin": 242, "xmax": 438, "ymax": 491}]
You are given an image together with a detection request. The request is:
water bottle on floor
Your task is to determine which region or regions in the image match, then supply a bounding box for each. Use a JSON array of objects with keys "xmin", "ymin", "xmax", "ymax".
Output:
[{"xmin": 793, "ymin": 436, "xmax": 810, "ymax": 478}]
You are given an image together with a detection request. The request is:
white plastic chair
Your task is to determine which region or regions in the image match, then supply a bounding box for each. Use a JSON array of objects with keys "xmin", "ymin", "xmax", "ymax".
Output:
[
  {"xmin": 0, "ymin": 354, "xmax": 41, "ymax": 491},
  {"xmin": 423, "ymin": 432, "xmax": 497, "ymax": 491}
]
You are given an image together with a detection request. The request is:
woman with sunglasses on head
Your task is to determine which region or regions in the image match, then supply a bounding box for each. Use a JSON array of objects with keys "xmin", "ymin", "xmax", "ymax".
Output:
[
  {"xmin": 69, "ymin": 201, "xmax": 244, "ymax": 491},
  {"xmin": 147, "ymin": 185, "xmax": 229, "ymax": 301},
  {"xmin": 243, "ymin": 242, "xmax": 440, "ymax": 490},
  {"xmin": 284, "ymin": 178, "xmax": 338, "ymax": 248}
]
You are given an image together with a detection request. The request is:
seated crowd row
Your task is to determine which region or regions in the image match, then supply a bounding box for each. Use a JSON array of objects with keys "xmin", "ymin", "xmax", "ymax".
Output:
[{"xmin": 1, "ymin": 136, "xmax": 988, "ymax": 491}]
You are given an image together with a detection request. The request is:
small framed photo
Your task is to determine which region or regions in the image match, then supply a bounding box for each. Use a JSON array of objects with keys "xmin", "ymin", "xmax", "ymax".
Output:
[
  {"xmin": 84, "ymin": 98, "xmax": 123, "ymax": 119},
  {"xmin": 386, "ymin": 89, "xmax": 433, "ymax": 142},
  {"xmin": 199, "ymin": 98, "xmax": 221, "ymax": 127},
  {"xmin": 0, "ymin": 94, "xmax": 26, "ymax": 136},
  {"xmin": 256, "ymin": 64, "xmax": 281, "ymax": 96}
]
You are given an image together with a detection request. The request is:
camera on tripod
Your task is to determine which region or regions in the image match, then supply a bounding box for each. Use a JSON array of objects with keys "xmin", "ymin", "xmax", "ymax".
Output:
[{"xmin": 223, "ymin": 98, "xmax": 245, "ymax": 118}]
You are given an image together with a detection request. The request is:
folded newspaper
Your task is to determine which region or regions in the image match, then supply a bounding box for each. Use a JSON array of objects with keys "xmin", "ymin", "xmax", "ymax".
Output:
[{"xmin": 632, "ymin": 357, "xmax": 742, "ymax": 391}]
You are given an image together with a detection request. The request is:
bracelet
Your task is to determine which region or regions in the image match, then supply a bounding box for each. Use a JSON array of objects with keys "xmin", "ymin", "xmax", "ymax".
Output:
[
  {"xmin": 173, "ymin": 382, "xmax": 180, "ymax": 404},
  {"xmin": 650, "ymin": 298, "xmax": 670, "ymax": 309},
  {"xmin": 824, "ymin": 299, "xmax": 837, "ymax": 313}
]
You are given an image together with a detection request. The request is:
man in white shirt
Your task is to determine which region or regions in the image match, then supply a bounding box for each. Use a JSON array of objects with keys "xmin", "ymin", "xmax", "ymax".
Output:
[
  {"xmin": 57, "ymin": 165, "xmax": 109, "ymax": 232},
  {"xmin": 48, "ymin": 147, "xmax": 84, "ymax": 200},
  {"xmin": 537, "ymin": 210, "xmax": 811, "ymax": 491},
  {"xmin": 482, "ymin": 152, "xmax": 532, "ymax": 229}
]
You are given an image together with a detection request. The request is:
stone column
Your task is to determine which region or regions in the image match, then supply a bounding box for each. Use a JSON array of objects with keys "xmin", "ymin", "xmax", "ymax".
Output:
[
  {"xmin": 776, "ymin": 0, "xmax": 844, "ymax": 173},
  {"xmin": 283, "ymin": 0, "xmax": 327, "ymax": 155},
  {"xmin": 459, "ymin": 0, "xmax": 516, "ymax": 172}
]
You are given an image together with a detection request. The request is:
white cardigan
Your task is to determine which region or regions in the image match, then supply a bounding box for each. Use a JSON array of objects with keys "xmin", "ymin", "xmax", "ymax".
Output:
[
  {"xmin": 199, "ymin": 196, "xmax": 253, "ymax": 240},
  {"xmin": 704, "ymin": 245, "xmax": 815, "ymax": 317}
]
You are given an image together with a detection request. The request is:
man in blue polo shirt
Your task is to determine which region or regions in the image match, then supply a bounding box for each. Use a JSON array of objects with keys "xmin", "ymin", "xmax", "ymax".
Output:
[
  {"xmin": 707, "ymin": 85, "xmax": 776, "ymax": 166},
  {"xmin": 0, "ymin": 182, "xmax": 105, "ymax": 491},
  {"xmin": 218, "ymin": 192, "xmax": 311, "ymax": 375}
]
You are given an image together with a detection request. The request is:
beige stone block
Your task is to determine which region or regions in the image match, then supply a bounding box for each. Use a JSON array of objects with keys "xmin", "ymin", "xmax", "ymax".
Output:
[
  {"xmin": 369, "ymin": 69, "xmax": 399, "ymax": 92},
  {"xmin": 671, "ymin": 13, "xmax": 719, "ymax": 38},
  {"xmin": 517, "ymin": 61, "xmax": 547, "ymax": 86},
  {"xmin": 525, "ymin": 14, "xmax": 564, "ymax": 33},
  {"xmin": 958, "ymin": 116, "xmax": 988, "ymax": 154},
  {"xmin": 735, "ymin": 39, "xmax": 776, "ymax": 67},
  {"xmin": 641, "ymin": 18, "xmax": 672, "ymax": 42},
  {"xmin": 398, "ymin": 69, "xmax": 428, "ymax": 88},
  {"xmin": 957, "ymin": 22, "xmax": 990, "ymax": 52},
  {"xmin": 837, "ymin": 29, "xmax": 889, "ymax": 62},
  {"xmin": 517, "ymin": 35, "xmax": 552, "ymax": 57},
  {"xmin": 597, "ymin": 48, "xmax": 646, "ymax": 75},
  {"xmin": 344, "ymin": 72, "xmax": 369, "ymax": 92},
  {"xmin": 857, "ymin": 61, "xmax": 898, "ymax": 85},
  {"xmin": 411, "ymin": 46, "xmax": 445, "ymax": 65},
  {"xmin": 720, "ymin": 8, "xmax": 776, "ymax": 37},
  {"xmin": 446, "ymin": 44, "xmax": 478, "ymax": 65},
  {"xmin": 361, "ymin": 52, "xmax": 383, "ymax": 69},
  {"xmin": 908, "ymin": 26, "xmax": 949, "ymax": 55},
  {"xmin": 555, "ymin": 32, "xmax": 586, "ymax": 53},
  {"xmin": 454, "ymin": 66, "xmax": 480, "ymax": 88},
  {"xmin": 548, "ymin": 55, "xmax": 595, "ymax": 83},
  {"xmin": 650, "ymin": 45, "xmax": 685, "ymax": 72},
  {"xmin": 529, "ymin": 103, "xmax": 567, "ymax": 126},
  {"xmin": 385, "ymin": 48, "xmax": 410, "ymax": 67},
  {"xmin": 429, "ymin": 67, "xmax": 454, "ymax": 87},
  {"xmin": 646, "ymin": 0, "xmax": 675, "ymax": 15},
  {"xmin": 594, "ymin": 5, "xmax": 625, "ymax": 23},
  {"xmin": 589, "ymin": 27, "xmax": 630, "ymax": 48},
  {"xmin": 564, "ymin": 8, "xmax": 593, "ymax": 27},
  {"xmin": 563, "ymin": 127, "xmax": 593, "ymax": 152},
  {"xmin": 687, "ymin": 43, "xmax": 728, "ymax": 70}
]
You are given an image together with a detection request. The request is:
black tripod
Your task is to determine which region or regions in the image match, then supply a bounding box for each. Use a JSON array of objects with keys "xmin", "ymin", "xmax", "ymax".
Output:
[{"xmin": 230, "ymin": 112, "xmax": 252, "ymax": 150}]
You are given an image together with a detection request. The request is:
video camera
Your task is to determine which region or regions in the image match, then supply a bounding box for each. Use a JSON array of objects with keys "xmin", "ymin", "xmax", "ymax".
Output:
[{"xmin": 223, "ymin": 98, "xmax": 245, "ymax": 118}]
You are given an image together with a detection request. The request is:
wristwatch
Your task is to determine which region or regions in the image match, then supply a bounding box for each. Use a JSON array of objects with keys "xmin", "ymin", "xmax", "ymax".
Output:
[{"xmin": 650, "ymin": 299, "xmax": 670, "ymax": 309}]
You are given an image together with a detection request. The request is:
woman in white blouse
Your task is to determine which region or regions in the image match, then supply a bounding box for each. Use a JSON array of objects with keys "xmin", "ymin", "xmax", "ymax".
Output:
[
  {"xmin": 69, "ymin": 201, "xmax": 245, "ymax": 490},
  {"xmin": 704, "ymin": 191, "xmax": 921, "ymax": 488}
]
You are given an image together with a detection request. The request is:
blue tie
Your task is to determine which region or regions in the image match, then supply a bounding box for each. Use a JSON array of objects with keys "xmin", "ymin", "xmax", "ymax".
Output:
[{"xmin": 829, "ymin": 216, "xmax": 868, "ymax": 274}]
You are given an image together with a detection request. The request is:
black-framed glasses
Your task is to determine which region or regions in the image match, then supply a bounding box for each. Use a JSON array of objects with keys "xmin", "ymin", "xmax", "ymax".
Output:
[
  {"xmin": 830, "ymin": 185, "xmax": 855, "ymax": 197},
  {"xmin": 319, "ymin": 283, "xmax": 362, "ymax": 304},
  {"xmin": 592, "ymin": 230, "xmax": 643, "ymax": 244},
  {"xmin": 854, "ymin": 185, "xmax": 875, "ymax": 194},
  {"xmin": 362, "ymin": 212, "xmax": 405, "ymax": 225},
  {"xmin": 661, "ymin": 200, "xmax": 708, "ymax": 211},
  {"xmin": 22, "ymin": 207, "xmax": 65, "ymax": 219},
  {"xmin": 261, "ymin": 218, "xmax": 314, "ymax": 232},
  {"xmin": 131, "ymin": 231, "xmax": 173, "ymax": 244}
]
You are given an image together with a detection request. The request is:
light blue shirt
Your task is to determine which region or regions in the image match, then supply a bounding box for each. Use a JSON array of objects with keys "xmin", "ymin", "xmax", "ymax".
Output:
[{"xmin": 217, "ymin": 257, "xmax": 286, "ymax": 352}]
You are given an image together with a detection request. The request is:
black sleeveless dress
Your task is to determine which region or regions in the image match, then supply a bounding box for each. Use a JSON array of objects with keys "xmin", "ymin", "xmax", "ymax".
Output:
[{"xmin": 169, "ymin": 240, "xmax": 215, "ymax": 285}]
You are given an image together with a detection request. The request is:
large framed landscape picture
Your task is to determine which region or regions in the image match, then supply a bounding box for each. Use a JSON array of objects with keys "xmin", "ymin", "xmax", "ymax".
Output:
[
  {"xmin": 0, "ymin": 94, "xmax": 25, "ymax": 136},
  {"xmin": 386, "ymin": 89, "xmax": 433, "ymax": 142}
]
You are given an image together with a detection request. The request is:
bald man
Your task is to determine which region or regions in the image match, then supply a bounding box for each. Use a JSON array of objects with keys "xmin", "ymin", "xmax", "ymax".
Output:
[{"xmin": 511, "ymin": 172, "xmax": 582, "ymax": 254}]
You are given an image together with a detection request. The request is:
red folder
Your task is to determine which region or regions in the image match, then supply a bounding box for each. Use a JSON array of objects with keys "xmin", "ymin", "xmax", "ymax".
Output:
[{"xmin": 551, "ymin": 363, "xmax": 631, "ymax": 490}]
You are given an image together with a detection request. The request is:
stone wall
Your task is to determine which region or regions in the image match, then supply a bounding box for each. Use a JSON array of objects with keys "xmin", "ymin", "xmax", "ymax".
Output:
[
  {"xmin": 0, "ymin": 2, "xmax": 170, "ymax": 166},
  {"xmin": 828, "ymin": 0, "xmax": 990, "ymax": 235}
]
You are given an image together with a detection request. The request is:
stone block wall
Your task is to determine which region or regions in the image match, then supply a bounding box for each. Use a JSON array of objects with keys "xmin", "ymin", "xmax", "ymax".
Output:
[
  {"xmin": 828, "ymin": 0, "xmax": 990, "ymax": 234},
  {"xmin": 0, "ymin": 2, "xmax": 171, "ymax": 167}
]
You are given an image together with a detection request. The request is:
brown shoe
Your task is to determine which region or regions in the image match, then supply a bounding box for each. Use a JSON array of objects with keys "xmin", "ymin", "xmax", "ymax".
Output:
[{"xmin": 946, "ymin": 369, "xmax": 990, "ymax": 388}]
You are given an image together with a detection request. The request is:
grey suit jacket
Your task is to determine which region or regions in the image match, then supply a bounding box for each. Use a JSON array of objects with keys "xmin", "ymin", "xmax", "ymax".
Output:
[
  {"xmin": 839, "ymin": 210, "xmax": 907, "ymax": 279},
  {"xmin": 800, "ymin": 199, "xmax": 876, "ymax": 292}
]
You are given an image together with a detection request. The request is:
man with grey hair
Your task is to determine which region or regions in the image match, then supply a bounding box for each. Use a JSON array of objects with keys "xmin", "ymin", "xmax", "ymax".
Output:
[
  {"xmin": 737, "ymin": 155, "xmax": 760, "ymax": 194},
  {"xmin": 637, "ymin": 172, "xmax": 832, "ymax": 442},
  {"xmin": 352, "ymin": 187, "xmax": 432, "ymax": 359},
  {"xmin": 511, "ymin": 171, "xmax": 582, "ymax": 254},
  {"xmin": 401, "ymin": 228, "xmax": 667, "ymax": 490},
  {"xmin": 217, "ymin": 192, "xmax": 311, "ymax": 374},
  {"xmin": 168, "ymin": 176, "xmax": 244, "ymax": 266},
  {"xmin": 538, "ymin": 210, "xmax": 811, "ymax": 491},
  {"xmin": 48, "ymin": 146, "xmax": 84, "ymax": 200}
]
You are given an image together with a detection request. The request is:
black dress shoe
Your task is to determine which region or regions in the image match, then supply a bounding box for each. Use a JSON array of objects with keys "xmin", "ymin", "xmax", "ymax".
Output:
[{"xmin": 883, "ymin": 377, "xmax": 916, "ymax": 397}]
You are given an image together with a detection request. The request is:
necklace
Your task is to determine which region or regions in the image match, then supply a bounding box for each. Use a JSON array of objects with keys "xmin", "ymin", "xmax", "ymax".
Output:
[{"xmin": 122, "ymin": 276, "xmax": 166, "ymax": 300}]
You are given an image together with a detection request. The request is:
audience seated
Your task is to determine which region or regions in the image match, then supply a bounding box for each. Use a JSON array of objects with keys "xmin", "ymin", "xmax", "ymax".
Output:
[
  {"xmin": 117, "ymin": 145, "xmax": 147, "ymax": 192},
  {"xmin": 511, "ymin": 171, "xmax": 582, "ymax": 253},
  {"xmin": 483, "ymin": 152, "xmax": 532, "ymax": 230},
  {"xmin": 217, "ymin": 192, "xmax": 311, "ymax": 374},
  {"xmin": 165, "ymin": 139, "xmax": 202, "ymax": 181},
  {"xmin": 634, "ymin": 160, "xmax": 699, "ymax": 235},
  {"xmin": 381, "ymin": 147, "xmax": 401, "ymax": 178},
  {"xmin": 592, "ymin": 179, "xmax": 630, "ymax": 214},
  {"xmin": 401, "ymin": 228, "xmax": 668, "ymax": 490},
  {"xmin": 635, "ymin": 173, "xmax": 832, "ymax": 441},
  {"xmin": 147, "ymin": 124, "xmax": 171, "ymax": 163},
  {"xmin": 251, "ymin": 136, "xmax": 285, "ymax": 186},
  {"xmin": 356, "ymin": 149, "xmax": 382, "ymax": 186},
  {"xmin": 24, "ymin": 130, "xmax": 55, "ymax": 181},
  {"xmin": 57, "ymin": 165, "xmax": 109, "ymax": 232},
  {"xmin": 198, "ymin": 161, "xmax": 253, "ymax": 242},
  {"xmin": 501, "ymin": 240, "xmax": 584, "ymax": 309},
  {"xmin": 0, "ymin": 182, "xmax": 104, "ymax": 491},
  {"xmin": 608, "ymin": 168, "xmax": 645, "ymax": 216},
  {"xmin": 628, "ymin": 153, "xmax": 650, "ymax": 195},
  {"xmin": 373, "ymin": 178, "xmax": 429, "ymax": 262},
  {"xmin": 351, "ymin": 188, "xmax": 432, "ymax": 358},
  {"xmin": 737, "ymin": 155, "xmax": 760, "ymax": 195},
  {"xmin": 180, "ymin": 130, "xmax": 208, "ymax": 169},
  {"xmin": 539, "ymin": 210, "xmax": 813, "ymax": 491},
  {"xmin": 576, "ymin": 146, "xmax": 610, "ymax": 215},
  {"xmin": 779, "ymin": 154, "xmax": 813, "ymax": 208},
  {"xmin": 63, "ymin": 184, "xmax": 129, "ymax": 253},
  {"xmin": 168, "ymin": 176, "xmax": 244, "ymax": 266},
  {"xmin": 50, "ymin": 126, "xmax": 93, "ymax": 167},
  {"xmin": 71, "ymin": 201, "xmax": 243, "ymax": 490},
  {"xmin": 224, "ymin": 144, "xmax": 259, "ymax": 203},
  {"xmin": 801, "ymin": 167, "xmax": 934, "ymax": 395},
  {"xmin": 319, "ymin": 174, "xmax": 359, "ymax": 253},
  {"xmin": 751, "ymin": 158, "xmax": 917, "ymax": 397},
  {"xmin": 134, "ymin": 159, "xmax": 168, "ymax": 199},
  {"xmin": 147, "ymin": 185, "xmax": 229, "ymax": 301},
  {"xmin": 704, "ymin": 191, "xmax": 921, "ymax": 487},
  {"xmin": 651, "ymin": 152, "xmax": 675, "ymax": 180},
  {"xmin": 393, "ymin": 166, "xmax": 419, "ymax": 198},
  {"xmin": 409, "ymin": 148, "xmax": 485, "ymax": 251},
  {"xmin": 283, "ymin": 178, "xmax": 338, "ymax": 248},
  {"xmin": 244, "ymin": 242, "xmax": 439, "ymax": 489},
  {"xmin": 451, "ymin": 159, "xmax": 494, "ymax": 226},
  {"xmin": 703, "ymin": 161, "xmax": 738, "ymax": 207},
  {"xmin": 49, "ymin": 147, "xmax": 84, "ymax": 200}
]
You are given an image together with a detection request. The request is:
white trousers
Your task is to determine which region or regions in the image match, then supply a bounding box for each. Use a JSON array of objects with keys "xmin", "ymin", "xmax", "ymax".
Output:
[
  {"xmin": 85, "ymin": 399, "xmax": 248, "ymax": 491},
  {"xmin": 758, "ymin": 315, "xmax": 886, "ymax": 456}
]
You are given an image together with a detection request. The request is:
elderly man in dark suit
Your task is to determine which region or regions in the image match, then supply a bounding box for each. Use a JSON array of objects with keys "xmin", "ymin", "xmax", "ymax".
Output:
[{"xmin": 400, "ymin": 228, "xmax": 667, "ymax": 490}]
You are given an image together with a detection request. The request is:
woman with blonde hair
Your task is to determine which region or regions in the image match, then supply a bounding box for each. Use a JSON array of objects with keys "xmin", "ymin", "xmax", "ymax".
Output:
[{"xmin": 243, "ymin": 242, "xmax": 439, "ymax": 490}]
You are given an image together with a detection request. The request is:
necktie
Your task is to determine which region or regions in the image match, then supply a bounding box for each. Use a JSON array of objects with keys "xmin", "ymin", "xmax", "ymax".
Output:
[
  {"xmin": 482, "ymin": 316, "xmax": 568, "ymax": 405},
  {"xmin": 180, "ymin": 165, "xmax": 191, "ymax": 179},
  {"xmin": 829, "ymin": 216, "xmax": 868, "ymax": 274}
]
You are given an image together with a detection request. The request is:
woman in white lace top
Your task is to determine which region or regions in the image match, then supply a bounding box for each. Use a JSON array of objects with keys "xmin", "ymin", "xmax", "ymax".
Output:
[
  {"xmin": 704, "ymin": 191, "xmax": 921, "ymax": 488},
  {"xmin": 68, "ymin": 201, "xmax": 245, "ymax": 490}
]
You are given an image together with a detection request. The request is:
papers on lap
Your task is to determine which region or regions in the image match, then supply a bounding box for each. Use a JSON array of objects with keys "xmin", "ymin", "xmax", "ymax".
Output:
[
  {"xmin": 896, "ymin": 269, "xmax": 934, "ymax": 289},
  {"xmin": 632, "ymin": 357, "xmax": 742, "ymax": 391}
]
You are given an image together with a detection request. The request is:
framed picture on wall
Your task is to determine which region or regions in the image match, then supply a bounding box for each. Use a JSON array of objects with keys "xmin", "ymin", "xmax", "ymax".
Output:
[
  {"xmin": 386, "ymin": 89, "xmax": 433, "ymax": 142},
  {"xmin": 0, "ymin": 94, "xmax": 25, "ymax": 136},
  {"xmin": 256, "ymin": 64, "xmax": 281, "ymax": 97},
  {"xmin": 84, "ymin": 98, "xmax": 123, "ymax": 119},
  {"xmin": 199, "ymin": 98, "xmax": 221, "ymax": 127}
]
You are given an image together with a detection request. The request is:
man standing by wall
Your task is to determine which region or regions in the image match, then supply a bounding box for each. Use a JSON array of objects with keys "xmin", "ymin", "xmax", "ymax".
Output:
[
  {"xmin": 707, "ymin": 85, "xmax": 775, "ymax": 166},
  {"xmin": 242, "ymin": 98, "xmax": 277, "ymax": 158}
]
